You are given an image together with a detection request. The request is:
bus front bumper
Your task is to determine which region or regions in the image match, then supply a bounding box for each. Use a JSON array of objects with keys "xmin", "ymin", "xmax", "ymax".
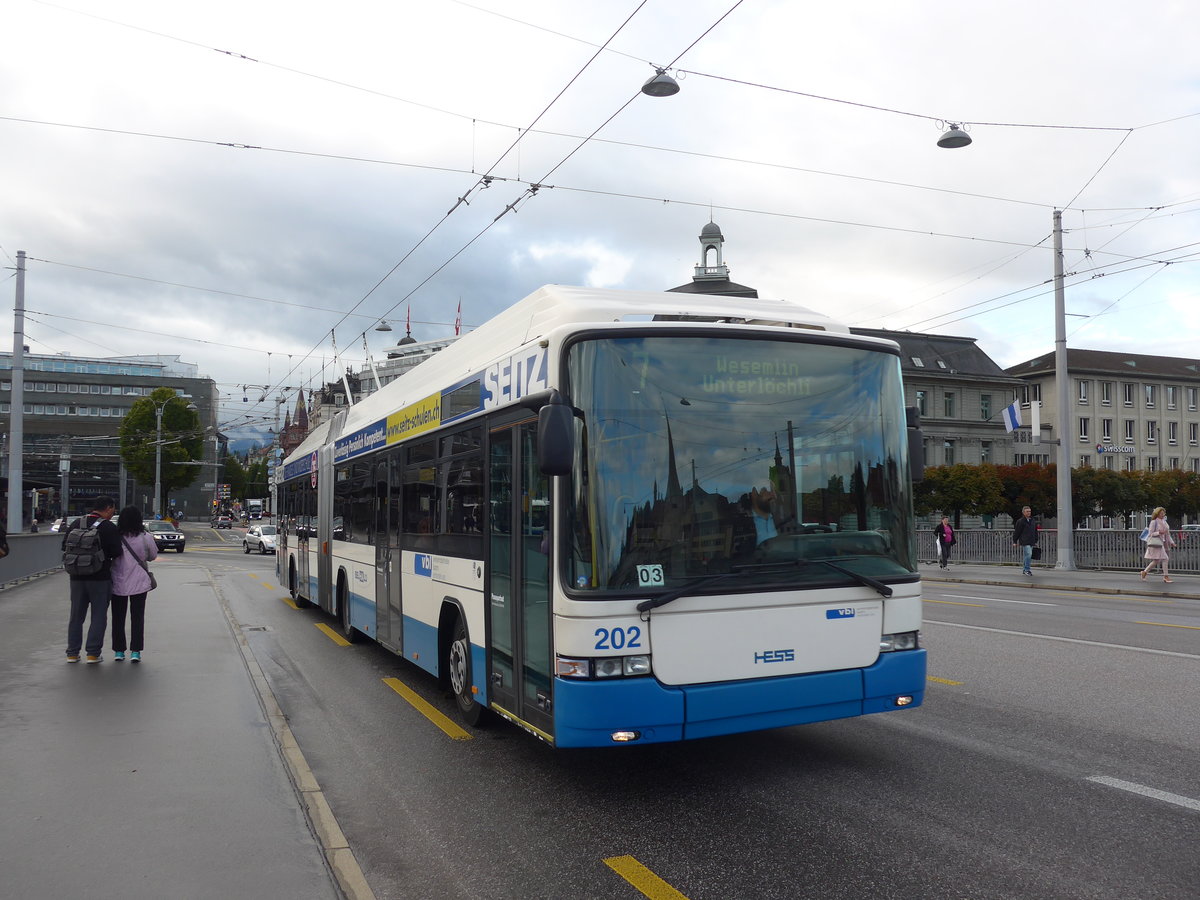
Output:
[{"xmin": 551, "ymin": 648, "xmax": 926, "ymax": 748}]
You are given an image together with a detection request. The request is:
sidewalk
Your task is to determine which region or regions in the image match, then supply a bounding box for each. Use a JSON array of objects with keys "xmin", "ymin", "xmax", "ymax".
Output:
[
  {"xmin": 0, "ymin": 564, "xmax": 348, "ymax": 900},
  {"xmin": 922, "ymin": 561, "xmax": 1200, "ymax": 601}
]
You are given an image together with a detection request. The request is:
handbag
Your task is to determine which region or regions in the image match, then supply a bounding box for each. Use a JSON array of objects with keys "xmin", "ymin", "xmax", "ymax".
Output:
[
  {"xmin": 1031, "ymin": 546, "xmax": 1042, "ymax": 560},
  {"xmin": 121, "ymin": 535, "xmax": 157, "ymax": 591},
  {"xmin": 1139, "ymin": 527, "xmax": 1150, "ymax": 541},
  {"xmin": 1146, "ymin": 536, "xmax": 1164, "ymax": 548}
]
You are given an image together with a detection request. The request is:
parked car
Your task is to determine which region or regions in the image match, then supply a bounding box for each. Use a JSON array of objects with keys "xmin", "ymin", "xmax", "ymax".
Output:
[
  {"xmin": 243, "ymin": 524, "xmax": 278, "ymax": 554},
  {"xmin": 211, "ymin": 515, "xmax": 233, "ymax": 529},
  {"xmin": 147, "ymin": 520, "xmax": 186, "ymax": 553},
  {"xmin": 50, "ymin": 518, "xmax": 67, "ymax": 532}
]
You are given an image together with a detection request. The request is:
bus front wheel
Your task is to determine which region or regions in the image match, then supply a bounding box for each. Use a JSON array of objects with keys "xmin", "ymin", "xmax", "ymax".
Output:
[{"xmin": 448, "ymin": 616, "xmax": 484, "ymax": 727}]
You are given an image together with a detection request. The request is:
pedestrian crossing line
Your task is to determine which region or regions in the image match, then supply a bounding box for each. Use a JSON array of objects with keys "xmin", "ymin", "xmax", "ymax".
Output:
[
  {"xmin": 382, "ymin": 677, "xmax": 473, "ymax": 741},
  {"xmin": 316, "ymin": 623, "xmax": 351, "ymax": 646},
  {"xmin": 1134, "ymin": 620, "xmax": 1200, "ymax": 630},
  {"xmin": 603, "ymin": 856, "xmax": 690, "ymax": 900},
  {"xmin": 927, "ymin": 676, "xmax": 965, "ymax": 685}
]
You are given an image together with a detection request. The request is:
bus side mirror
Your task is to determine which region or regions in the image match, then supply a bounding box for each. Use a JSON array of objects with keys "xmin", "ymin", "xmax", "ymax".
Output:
[
  {"xmin": 906, "ymin": 405, "xmax": 925, "ymax": 482},
  {"xmin": 538, "ymin": 392, "xmax": 575, "ymax": 477}
]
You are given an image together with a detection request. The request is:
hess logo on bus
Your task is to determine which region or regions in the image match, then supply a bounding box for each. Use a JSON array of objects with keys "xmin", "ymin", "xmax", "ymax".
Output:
[{"xmin": 754, "ymin": 649, "xmax": 795, "ymax": 664}]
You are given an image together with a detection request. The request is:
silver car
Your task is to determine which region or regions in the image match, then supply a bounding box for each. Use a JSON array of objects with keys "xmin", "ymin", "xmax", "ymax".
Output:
[{"xmin": 243, "ymin": 524, "xmax": 278, "ymax": 555}]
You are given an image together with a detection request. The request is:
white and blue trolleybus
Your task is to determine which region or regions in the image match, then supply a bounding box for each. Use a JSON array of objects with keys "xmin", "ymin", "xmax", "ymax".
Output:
[{"xmin": 276, "ymin": 285, "xmax": 927, "ymax": 747}]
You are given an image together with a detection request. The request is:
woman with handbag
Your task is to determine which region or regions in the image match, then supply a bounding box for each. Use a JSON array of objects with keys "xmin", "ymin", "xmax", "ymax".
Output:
[
  {"xmin": 1139, "ymin": 507, "xmax": 1176, "ymax": 583},
  {"xmin": 110, "ymin": 506, "xmax": 158, "ymax": 662}
]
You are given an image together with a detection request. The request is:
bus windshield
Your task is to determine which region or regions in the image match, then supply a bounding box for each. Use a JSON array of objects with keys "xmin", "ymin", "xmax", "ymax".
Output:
[{"xmin": 564, "ymin": 335, "xmax": 917, "ymax": 594}]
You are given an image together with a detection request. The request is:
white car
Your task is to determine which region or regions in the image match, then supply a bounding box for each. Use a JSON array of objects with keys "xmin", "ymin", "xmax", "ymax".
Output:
[{"xmin": 243, "ymin": 524, "xmax": 278, "ymax": 554}]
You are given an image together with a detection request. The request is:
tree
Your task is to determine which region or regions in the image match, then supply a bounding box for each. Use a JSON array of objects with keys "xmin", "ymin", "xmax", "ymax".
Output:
[
  {"xmin": 119, "ymin": 388, "xmax": 203, "ymax": 513},
  {"xmin": 914, "ymin": 463, "xmax": 1004, "ymax": 525},
  {"xmin": 995, "ymin": 463, "xmax": 1057, "ymax": 519},
  {"xmin": 223, "ymin": 456, "xmax": 248, "ymax": 501},
  {"xmin": 244, "ymin": 458, "xmax": 270, "ymax": 502}
]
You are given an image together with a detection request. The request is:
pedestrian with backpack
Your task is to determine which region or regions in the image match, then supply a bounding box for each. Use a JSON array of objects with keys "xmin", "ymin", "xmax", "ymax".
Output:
[{"xmin": 61, "ymin": 496, "xmax": 123, "ymax": 663}]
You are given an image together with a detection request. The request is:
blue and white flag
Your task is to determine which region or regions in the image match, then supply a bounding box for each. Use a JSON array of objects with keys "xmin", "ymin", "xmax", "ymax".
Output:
[{"xmin": 1002, "ymin": 401, "xmax": 1022, "ymax": 433}]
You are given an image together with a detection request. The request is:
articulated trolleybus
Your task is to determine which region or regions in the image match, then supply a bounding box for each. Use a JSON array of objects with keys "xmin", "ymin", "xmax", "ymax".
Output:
[{"xmin": 277, "ymin": 285, "xmax": 926, "ymax": 747}]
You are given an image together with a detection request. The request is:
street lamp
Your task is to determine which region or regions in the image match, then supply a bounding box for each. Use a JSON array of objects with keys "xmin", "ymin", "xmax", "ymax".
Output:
[{"xmin": 153, "ymin": 397, "xmax": 197, "ymax": 519}]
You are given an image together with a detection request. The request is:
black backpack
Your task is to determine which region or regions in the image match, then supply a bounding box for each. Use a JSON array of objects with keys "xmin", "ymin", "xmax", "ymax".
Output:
[{"xmin": 63, "ymin": 518, "xmax": 108, "ymax": 576}]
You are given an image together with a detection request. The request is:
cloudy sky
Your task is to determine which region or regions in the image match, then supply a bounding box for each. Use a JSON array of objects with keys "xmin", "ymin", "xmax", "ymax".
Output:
[{"xmin": 3, "ymin": 0, "xmax": 1197, "ymax": 435}]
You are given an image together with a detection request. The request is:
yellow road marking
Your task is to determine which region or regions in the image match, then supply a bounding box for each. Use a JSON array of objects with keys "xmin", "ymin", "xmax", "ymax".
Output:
[
  {"xmin": 247, "ymin": 573, "xmax": 260, "ymax": 579},
  {"xmin": 382, "ymin": 677, "xmax": 472, "ymax": 741},
  {"xmin": 316, "ymin": 623, "xmax": 352, "ymax": 646},
  {"xmin": 1135, "ymin": 621, "xmax": 1200, "ymax": 631},
  {"xmin": 927, "ymin": 676, "xmax": 964, "ymax": 685},
  {"xmin": 280, "ymin": 594, "xmax": 300, "ymax": 610},
  {"xmin": 603, "ymin": 856, "xmax": 690, "ymax": 900},
  {"xmin": 923, "ymin": 599, "xmax": 986, "ymax": 607}
]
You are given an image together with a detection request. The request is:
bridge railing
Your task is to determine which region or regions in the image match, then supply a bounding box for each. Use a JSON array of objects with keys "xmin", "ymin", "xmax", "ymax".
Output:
[{"xmin": 919, "ymin": 529, "xmax": 1200, "ymax": 573}]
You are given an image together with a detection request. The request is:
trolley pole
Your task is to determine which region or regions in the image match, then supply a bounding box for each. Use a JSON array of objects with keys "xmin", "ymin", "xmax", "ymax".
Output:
[
  {"xmin": 1053, "ymin": 211, "xmax": 1076, "ymax": 570},
  {"xmin": 6, "ymin": 251, "xmax": 26, "ymax": 531}
]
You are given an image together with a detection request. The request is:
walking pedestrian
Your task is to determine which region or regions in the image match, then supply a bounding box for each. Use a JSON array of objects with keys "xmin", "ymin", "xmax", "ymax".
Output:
[
  {"xmin": 1139, "ymin": 506, "xmax": 1176, "ymax": 583},
  {"xmin": 1012, "ymin": 506, "xmax": 1038, "ymax": 576},
  {"xmin": 62, "ymin": 496, "xmax": 123, "ymax": 663},
  {"xmin": 934, "ymin": 515, "xmax": 955, "ymax": 568},
  {"xmin": 110, "ymin": 506, "xmax": 158, "ymax": 663},
  {"xmin": 0, "ymin": 517, "xmax": 9, "ymax": 559}
]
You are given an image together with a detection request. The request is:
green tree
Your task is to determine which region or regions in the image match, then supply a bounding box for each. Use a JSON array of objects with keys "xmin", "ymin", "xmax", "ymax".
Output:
[
  {"xmin": 223, "ymin": 456, "xmax": 248, "ymax": 501},
  {"xmin": 118, "ymin": 388, "xmax": 203, "ymax": 513},
  {"xmin": 915, "ymin": 463, "xmax": 1005, "ymax": 526},
  {"xmin": 995, "ymin": 463, "xmax": 1057, "ymax": 519},
  {"xmin": 244, "ymin": 458, "xmax": 270, "ymax": 502}
]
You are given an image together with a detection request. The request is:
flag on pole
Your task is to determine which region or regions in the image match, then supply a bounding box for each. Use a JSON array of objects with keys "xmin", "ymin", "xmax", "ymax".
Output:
[
  {"xmin": 455, "ymin": 300, "xmax": 462, "ymax": 335},
  {"xmin": 1002, "ymin": 400, "xmax": 1022, "ymax": 433}
]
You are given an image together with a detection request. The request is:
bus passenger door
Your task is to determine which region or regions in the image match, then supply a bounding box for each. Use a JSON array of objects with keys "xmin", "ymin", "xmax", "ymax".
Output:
[
  {"xmin": 375, "ymin": 458, "xmax": 403, "ymax": 653},
  {"xmin": 487, "ymin": 421, "xmax": 554, "ymax": 738}
]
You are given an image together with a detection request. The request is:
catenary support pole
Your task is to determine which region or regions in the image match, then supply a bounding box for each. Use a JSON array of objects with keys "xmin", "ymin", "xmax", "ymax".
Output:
[
  {"xmin": 6, "ymin": 251, "xmax": 26, "ymax": 530},
  {"xmin": 1053, "ymin": 210, "xmax": 1076, "ymax": 569}
]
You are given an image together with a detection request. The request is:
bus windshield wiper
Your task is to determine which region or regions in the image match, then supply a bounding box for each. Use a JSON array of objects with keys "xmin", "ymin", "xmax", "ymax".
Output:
[
  {"xmin": 807, "ymin": 558, "xmax": 893, "ymax": 598},
  {"xmin": 634, "ymin": 563, "xmax": 801, "ymax": 613}
]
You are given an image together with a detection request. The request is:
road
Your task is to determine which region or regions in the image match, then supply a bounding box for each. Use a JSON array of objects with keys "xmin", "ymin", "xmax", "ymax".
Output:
[{"xmin": 214, "ymin": 550, "xmax": 1200, "ymax": 899}]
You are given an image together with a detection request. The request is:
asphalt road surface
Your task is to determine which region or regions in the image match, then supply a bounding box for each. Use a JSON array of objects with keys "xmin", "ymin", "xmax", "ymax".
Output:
[{"xmin": 211, "ymin": 551, "xmax": 1200, "ymax": 900}]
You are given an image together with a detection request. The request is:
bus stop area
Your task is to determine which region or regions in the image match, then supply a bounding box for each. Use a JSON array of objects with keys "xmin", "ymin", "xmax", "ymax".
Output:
[{"xmin": 0, "ymin": 560, "xmax": 353, "ymax": 900}]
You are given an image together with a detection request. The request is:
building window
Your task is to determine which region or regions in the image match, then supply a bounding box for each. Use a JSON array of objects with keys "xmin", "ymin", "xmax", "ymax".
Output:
[
  {"xmin": 1124, "ymin": 420, "xmax": 1135, "ymax": 442},
  {"xmin": 1190, "ymin": 423, "xmax": 1198, "ymax": 445},
  {"xmin": 1145, "ymin": 384, "xmax": 1156, "ymax": 408},
  {"xmin": 1147, "ymin": 457, "xmax": 1159, "ymax": 473},
  {"xmin": 980, "ymin": 393, "xmax": 992, "ymax": 421},
  {"xmin": 1101, "ymin": 381, "xmax": 1113, "ymax": 405},
  {"xmin": 1194, "ymin": 459, "xmax": 1200, "ymax": 474},
  {"xmin": 936, "ymin": 359, "xmax": 948, "ymax": 369},
  {"xmin": 915, "ymin": 390, "xmax": 927, "ymax": 416},
  {"xmin": 1079, "ymin": 418, "xmax": 1090, "ymax": 441},
  {"xmin": 943, "ymin": 440, "xmax": 955, "ymax": 465},
  {"xmin": 1077, "ymin": 380, "xmax": 1089, "ymax": 403},
  {"xmin": 1188, "ymin": 387, "xmax": 1197, "ymax": 411},
  {"xmin": 1169, "ymin": 457, "xmax": 1180, "ymax": 469},
  {"xmin": 981, "ymin": 440, "xmax": 992, "ymax": 463},
  {"xmin": 944, "ymin": 392, "xmax": 955, "ymax": 418},
  {"xmin": 1123, "ymin": 383, "xmax": 1134, "ymax": 406},
  {"xmin": 1103, "ymin": 454, "xmax": 1115, "ymax": 470},
  {"xmin": 911, "ymin": 357, "xmax": 925, "ymax": 367},
  {"xmin": 1168, "ymin": 421, "xmax": 1178, "ymax": 445},
  {"xmin": 1166, "ymin": 385, "xmax": 1177, "ymax": 409},
  {"xmin": 1124, "ymin": 456, "xmax": 1137, "ymax": 472},
  {"xmin": 1079, "ymin": 456, "xmax": 1091, "ymax": 468},
  {"xmin": 1146, "ymin": 421, "xmax": 1157, "ymax": 443},
  {"xmin": 1102, "ymin": 418, "xmax": 1112, "ymax": 440}
]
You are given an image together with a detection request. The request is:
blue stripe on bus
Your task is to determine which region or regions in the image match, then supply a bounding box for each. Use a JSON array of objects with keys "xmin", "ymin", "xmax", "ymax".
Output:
[
  {"xmin": 551, "ymin": 649, "xmax": 926, "ymax": 748},
  {"xmin": 348, "ymin": 589, "xmax": 375, "ymax": 637}
]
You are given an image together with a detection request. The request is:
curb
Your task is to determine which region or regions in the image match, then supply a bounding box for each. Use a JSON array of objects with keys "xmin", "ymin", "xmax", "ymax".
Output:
[
  {"xmin": 924, "ymin": 573, "xmax": 1198, "ymax": 602},
  {"xmin": 209, "ymin": 570, "xmax": 377, "ymax": 900}
]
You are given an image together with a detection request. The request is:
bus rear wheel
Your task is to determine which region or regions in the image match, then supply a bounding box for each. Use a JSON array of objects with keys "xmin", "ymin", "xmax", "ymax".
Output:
[
  {"xmin": 337, "ymin": 576, "xmax": 361, "ymax": 643},
  {"xmin": 448, "ymin": 616, "xmax": 484, "ymax": 727}
]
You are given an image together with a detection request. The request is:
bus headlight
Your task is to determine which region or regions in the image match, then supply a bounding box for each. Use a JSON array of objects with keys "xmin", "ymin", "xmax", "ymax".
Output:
[
  {"xmin": 879, "ymin": 631, "xmax": 920, "ymax": 652},
  {"xmin": 556, "ymin": 654, "xmax": 652, "ymax": 679}
]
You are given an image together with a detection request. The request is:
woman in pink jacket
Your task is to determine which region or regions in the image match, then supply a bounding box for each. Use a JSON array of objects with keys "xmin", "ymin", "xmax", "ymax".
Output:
[
  {"xmin": 1139, "ymin": 506, "xmax": 1176, "ymax": 583},
  {"xmin": 110, "ymin": 506, "xmax": 158, "ymax": 662}
]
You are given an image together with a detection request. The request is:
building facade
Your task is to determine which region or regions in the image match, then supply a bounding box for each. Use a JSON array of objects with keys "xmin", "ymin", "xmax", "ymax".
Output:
[
  {"xmin": 1, "ymin": 352, "xmax": 220, "ymax": 524},
  {"xmin": 1008, "ymin": 349, "xmax": 1200, "ymax": 476}
]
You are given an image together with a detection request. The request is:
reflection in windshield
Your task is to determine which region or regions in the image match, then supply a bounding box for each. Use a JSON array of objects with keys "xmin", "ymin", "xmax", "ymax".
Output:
[{"xmin": 564, "ymin": 335, "xmax": 916, "ymax": 593}]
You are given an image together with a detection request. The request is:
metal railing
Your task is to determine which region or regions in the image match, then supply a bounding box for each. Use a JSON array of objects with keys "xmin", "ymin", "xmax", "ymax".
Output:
[{"xmin": 920, "ymin": 529, "xmax": 1200, "ymax": 573}]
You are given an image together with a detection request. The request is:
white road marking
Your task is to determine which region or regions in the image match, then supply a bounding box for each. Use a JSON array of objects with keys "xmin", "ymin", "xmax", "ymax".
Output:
[
  {"xmin": 1087, "ymin": 776, "xmax": 1200, "ymax": 813},
  {"xmin": 924, "ymin": 620, "xmax": 1200, "ymax": 660},
  {"xmin": 940, "ymin": 593, "xmax": 1057, "ymax": 606}
]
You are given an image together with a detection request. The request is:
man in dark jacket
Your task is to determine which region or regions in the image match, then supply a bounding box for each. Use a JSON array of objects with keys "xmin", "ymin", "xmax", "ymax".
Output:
[
  {"xmin": 1012, "ymin": 506, "xmax": 1038, "ymax": 577},
  {"xmin": 62, "ymin": 496, "xmax": 123, "ymax": 663}
]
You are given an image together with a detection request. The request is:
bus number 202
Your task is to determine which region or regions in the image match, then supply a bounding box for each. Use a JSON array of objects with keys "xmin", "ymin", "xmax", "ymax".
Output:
[{"xmin": 594, "ymin": 626, "xmax": 642, "ymax": 651}]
